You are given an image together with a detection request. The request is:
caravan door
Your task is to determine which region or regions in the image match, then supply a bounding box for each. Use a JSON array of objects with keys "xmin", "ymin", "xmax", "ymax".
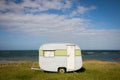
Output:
[{"xmin": 67, "ymin": 45, "xmax": 75, "ymax": 70}]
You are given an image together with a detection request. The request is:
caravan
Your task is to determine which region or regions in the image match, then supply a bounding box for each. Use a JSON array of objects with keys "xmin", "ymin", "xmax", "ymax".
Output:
[{"xmin": 39, "ymin": 43, "xmax": 82, "ymax": 73}]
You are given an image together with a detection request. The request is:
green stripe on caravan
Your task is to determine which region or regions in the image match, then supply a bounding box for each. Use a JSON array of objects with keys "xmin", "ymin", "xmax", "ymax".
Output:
[
  {"xmin": 39, "ymin": 50, "xmax": 81, "ymax": 56},
  {"xmin": 75, "ymin": 50, "xmax": 81, "ymax": 56},
  {"xmin": 55, "ymin": 50, "xmax": 67, "ymax": 56}
]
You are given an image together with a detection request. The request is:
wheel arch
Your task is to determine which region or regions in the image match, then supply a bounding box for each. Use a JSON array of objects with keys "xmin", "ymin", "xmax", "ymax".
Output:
[{"xmin": 58, "ymin": 67, "xmax": 67, "ymax": 73}]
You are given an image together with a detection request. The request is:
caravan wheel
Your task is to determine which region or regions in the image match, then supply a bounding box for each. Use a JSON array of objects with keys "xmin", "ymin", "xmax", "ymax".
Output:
[{"xmin": 58, "ymin": 68, "xmax": 66, "ymax": 73}]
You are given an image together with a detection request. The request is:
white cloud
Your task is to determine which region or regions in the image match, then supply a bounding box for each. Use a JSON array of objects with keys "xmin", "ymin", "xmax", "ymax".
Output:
[
  {"xmin": 39, "ymin": 0, "xmax": 71, "ymax": 10},
  {"xmin": 0, "ymin": 13, "xmax": 89, "ymax": 34},
  {"xmin": 0, "ymin": 0, "xmax": 118, "ymax": 37},
  {"xmin": 70, "ymin": 5, "xmax": 96, "ymax": 16},
  {"xmin": 0, "ymin": 0, "xmax": 96, "ymax": 15},
  {"xmin": 63, "ymin": 29, "xmax": 120, "ymax": 39},
  {"xmin": 78, "ymin": 6, "xmax": 96, "ymax": 14},
  {"xmin": 52, "ymin": 29, "xmax": 119, "ymax": 50},
  {"xmin": 0, "ymin": 0, "xmax": 72, "ymax": 14}
]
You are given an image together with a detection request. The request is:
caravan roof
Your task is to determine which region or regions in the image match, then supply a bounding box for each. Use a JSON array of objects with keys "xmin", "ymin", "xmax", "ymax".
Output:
[{"xmin": 40, "ymin": 43, "xmax": 80, "ymax": 50}]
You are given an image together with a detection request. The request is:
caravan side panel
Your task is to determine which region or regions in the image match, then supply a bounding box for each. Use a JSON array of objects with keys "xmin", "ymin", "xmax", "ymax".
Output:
[{"xmin": 39, "ymin": 56, "xmax": 67, "ymax": 72}]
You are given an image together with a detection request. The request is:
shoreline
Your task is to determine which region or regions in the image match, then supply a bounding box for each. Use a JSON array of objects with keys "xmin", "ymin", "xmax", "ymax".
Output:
[{"xmin": 0, "ymin": 59, "xmax": 119, "ymax": 65}]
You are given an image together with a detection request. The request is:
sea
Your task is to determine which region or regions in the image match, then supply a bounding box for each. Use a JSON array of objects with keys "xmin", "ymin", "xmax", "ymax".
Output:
[{"xmin": 0, "ymin": 50, "xmax": 120, "ymax": 63}]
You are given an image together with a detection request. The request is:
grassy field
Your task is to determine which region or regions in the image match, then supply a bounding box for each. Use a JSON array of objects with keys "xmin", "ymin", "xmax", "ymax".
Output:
[{"xmin": 0, "ymin": 60, "xmax": 120, "ymax": 80}]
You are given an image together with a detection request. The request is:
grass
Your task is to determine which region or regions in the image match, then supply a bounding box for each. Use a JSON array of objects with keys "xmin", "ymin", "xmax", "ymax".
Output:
[{"xmin": 0, "ymin": 60, "xmax": 120, "ymax": 80}]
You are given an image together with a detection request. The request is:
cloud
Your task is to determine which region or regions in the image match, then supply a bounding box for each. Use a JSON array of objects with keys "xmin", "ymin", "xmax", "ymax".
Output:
[
  {"xmin": 0, "ymin": 0, "xmax": 96, "ymax": 35},
  {"xmin": 0, "ymin": 0, "xmax": 72, "ymax": 14},
  {"xmin": 0, "ymin": 13, "xmax": 89, "ymax": 35},
  {"xmin": 78, "ymin": 30, "xmax": 120, "ymax": 50},
  {"xmin": 78, "ymin": 6, "xmax": 96, "ymax": 14},
  {"xmin": 71, "ymin": 5, "xmax": 96, "ymax": 17},
  {"xmin": 0, "ymin": 0, "xmax": 96, "ymax": 15}
]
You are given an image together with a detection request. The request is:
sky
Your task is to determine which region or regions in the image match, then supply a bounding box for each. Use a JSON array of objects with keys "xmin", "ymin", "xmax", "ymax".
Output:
[{"xmin": 0, "ymin": 0, "xmax": 120, "ymax": 50}]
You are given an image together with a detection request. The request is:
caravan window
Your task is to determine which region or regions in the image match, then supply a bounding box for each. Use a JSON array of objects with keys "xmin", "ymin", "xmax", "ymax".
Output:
[{"xmin": 44, "ymin": 50, "xmax": 54, "ymax": 57}]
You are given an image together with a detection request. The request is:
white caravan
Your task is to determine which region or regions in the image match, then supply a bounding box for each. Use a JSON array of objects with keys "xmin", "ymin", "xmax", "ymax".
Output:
[{"xmin": 39, "ymin": 43, "xmax": 82, "ymax": 73}]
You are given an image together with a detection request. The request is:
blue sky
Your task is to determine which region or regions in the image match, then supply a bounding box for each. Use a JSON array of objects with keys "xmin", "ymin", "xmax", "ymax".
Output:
[{"xmin": 0, "ymin": 0, "xmax": 120, "ymax": 50}]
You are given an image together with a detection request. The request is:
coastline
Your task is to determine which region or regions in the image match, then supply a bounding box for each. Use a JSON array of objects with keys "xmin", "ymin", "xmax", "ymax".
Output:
[
  {"xmin": 0, "ymin": 59, "xmax": 119, "ymax": 65},
  {"xmin": 0, "ymin": 60, "xmax": 18, "ymax": 64},
  {"xmin": 83, "ymin": 60, "xmax": 120, "ymax": 64}
]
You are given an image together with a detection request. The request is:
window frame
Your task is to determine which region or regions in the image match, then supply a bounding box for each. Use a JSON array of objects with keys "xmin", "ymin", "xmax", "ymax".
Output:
[{"xmin": 43, "ymin": 50, "xmax": 55, "ymax": 58}]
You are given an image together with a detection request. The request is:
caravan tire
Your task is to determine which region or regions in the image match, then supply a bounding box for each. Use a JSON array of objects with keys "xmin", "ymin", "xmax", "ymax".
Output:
[{"xmin": 58, "ymin": 67, "xmax": 66, "ymax": 73}]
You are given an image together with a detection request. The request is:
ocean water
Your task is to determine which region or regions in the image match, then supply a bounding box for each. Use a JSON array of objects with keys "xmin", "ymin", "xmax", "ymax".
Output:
[
  {"xmin": 82, "ymin": 50, "xmax": 120, "ymax": 62},
  {"xmin": 0, "ymin": 50, "xmax": 38, "ymax": 62},
  {"xmin": 0, "ymin": 50, "xmax": 120, "ymax": 62}
]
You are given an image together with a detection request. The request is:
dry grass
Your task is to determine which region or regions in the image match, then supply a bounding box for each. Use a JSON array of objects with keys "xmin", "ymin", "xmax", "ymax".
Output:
[{"xmin": 83, "ymin": 60, "xmax": 119, "ymax": 64}]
